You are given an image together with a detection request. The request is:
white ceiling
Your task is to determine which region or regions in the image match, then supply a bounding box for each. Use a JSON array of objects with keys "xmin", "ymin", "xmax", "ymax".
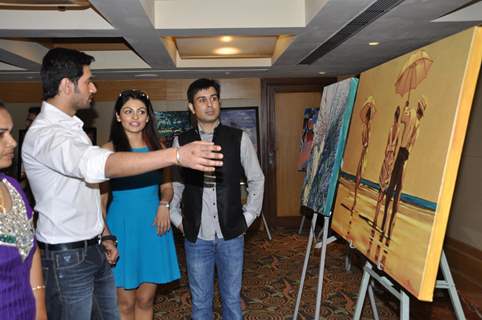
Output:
[{"xmin": 0, "ymin": 0, "xmax": 480, "ymax": 81}]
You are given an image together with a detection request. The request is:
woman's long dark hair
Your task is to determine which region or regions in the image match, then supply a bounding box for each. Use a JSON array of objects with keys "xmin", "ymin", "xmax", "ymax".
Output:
[{"xmin": 110, "ymin": 89, "xmax": 161, "ymax": 152}]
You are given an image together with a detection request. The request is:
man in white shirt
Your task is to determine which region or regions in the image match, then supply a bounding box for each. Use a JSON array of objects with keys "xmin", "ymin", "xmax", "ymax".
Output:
[{"xmin": 22, "ymin": 48, "xmax": 223, "ymax": 320}]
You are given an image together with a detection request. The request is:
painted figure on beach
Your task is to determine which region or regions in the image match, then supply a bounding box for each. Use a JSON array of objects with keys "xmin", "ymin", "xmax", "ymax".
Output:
[
  {"xmin": 351, "ymin": 96, "xmax": 376, "ymax": 211},
  {"xmin": 380, "ymin": 96, "xmax": 427, "ymax": 245},
  {"xmin": 372, "ymin": 106, "xmax": 401, "ymax": 230}
]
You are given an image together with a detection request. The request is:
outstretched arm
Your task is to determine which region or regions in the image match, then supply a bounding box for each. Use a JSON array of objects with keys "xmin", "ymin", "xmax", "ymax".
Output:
[{"xmin": 105, "ymin": 141, "xmax": 223, "ymax": 178}]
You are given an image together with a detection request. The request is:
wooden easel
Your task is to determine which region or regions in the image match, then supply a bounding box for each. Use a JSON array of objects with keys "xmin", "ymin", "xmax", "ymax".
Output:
[
  {"xmin": 353, "ymin": 251, "xmax": 466, "ymax": 320},
  {"xmin": 293, "ymin": 212, "xmax": 338, "ymax": 320}
]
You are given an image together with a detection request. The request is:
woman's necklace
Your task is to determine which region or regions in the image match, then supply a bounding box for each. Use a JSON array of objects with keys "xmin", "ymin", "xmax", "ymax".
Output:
[{"xmin": 0, "ymin": 178, "xmax": 34, "ymax": 261}]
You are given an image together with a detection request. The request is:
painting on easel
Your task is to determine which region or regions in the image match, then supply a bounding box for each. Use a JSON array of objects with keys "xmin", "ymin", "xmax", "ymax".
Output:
[
  {"xmin": 331, "ymin": 27, "xmax": 482, "ymax": 301},
  {"xmin": 297, "ymin": 108, "xmax": 319, "ymax": 171},
  {"xmin": 300, "ymin": 78, "xmax": 358, "ymax": 215}
]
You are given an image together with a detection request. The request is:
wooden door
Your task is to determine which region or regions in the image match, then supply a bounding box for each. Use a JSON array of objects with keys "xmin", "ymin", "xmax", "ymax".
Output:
[
  {"xmin": 275, "ymin": 92, "xmax": 321, "ymax": 217},
  {"xmin": 260, "ymin": 78, "xmax": 335, "ymax": 227}
]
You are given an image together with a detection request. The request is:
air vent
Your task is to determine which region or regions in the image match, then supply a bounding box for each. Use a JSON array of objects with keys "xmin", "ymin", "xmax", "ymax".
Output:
[
  {"xmin": 0, "ymin": 0, "xmax": 89, "ymax": 8},
  {"xmin": 299, "ymin": 0, "xmax": 405, "ymax": 65}
]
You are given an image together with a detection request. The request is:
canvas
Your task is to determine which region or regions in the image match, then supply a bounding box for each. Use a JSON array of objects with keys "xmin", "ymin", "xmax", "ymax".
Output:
[
  {"xmin": 331, "ymin": 27, "xmax": 482, "ymax": 301},
  {"xmin": 296, "ymin": 108, "xmax": 319, "ymax": 171},
  {"xmin": 155, "ymin": 107, "xmax": 260, "ymax": 151},
  {"xmin": 220, "ymin": 107, "xmax": 259, "ymax": 153},
  {"xmin": 155, "ymin": 111, "xmax": 191, "ymax": 147},
  {"xmin": 300, "ymin": 78, "xmax": 358, "ymax": 216}
]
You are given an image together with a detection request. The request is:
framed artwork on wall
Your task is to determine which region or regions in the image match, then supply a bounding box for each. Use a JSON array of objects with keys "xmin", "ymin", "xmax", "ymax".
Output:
[
  {"xmin": 154, "ymin": 111, "xmax": 192, "ymax": 147},
  {"xmin": 154, "ymin": 107, "xmax": 259, "ymax": 154},
  {"xmin": 219, "ymin": 107, "xmax": 260, "ymax": 155}
]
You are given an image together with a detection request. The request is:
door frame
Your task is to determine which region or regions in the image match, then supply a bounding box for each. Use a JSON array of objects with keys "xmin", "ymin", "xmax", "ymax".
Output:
[{"xmin": 260, "ymin": 78, "xmax": 336, "ymax": 227}]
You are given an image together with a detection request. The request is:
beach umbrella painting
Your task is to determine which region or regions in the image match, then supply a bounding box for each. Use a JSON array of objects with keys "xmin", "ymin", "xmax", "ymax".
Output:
[{"xmin": 394, "ymin": 50, "xmax": 433, "ymax": 103}]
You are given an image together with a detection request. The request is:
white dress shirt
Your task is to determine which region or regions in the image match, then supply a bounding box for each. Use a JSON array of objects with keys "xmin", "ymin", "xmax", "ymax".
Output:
[{"xmin": 22, "ymin": 102, "xmax": 113, "ymax": 244}]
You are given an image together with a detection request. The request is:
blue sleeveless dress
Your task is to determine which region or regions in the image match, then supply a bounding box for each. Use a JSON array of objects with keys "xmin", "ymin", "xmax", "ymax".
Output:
[{"xmin": 106, "ymin": 147, "xmax": 180, "ymax": 289}]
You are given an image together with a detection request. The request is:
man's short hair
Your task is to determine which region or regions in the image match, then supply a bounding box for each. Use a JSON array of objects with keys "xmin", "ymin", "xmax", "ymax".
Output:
[
  {"xmin": 187, "ymin": 79, "xmax": 220, "ymax": 104},
  {"xmin": 28, "ymin": 106, "xmax": 41, "ymax": 115},
  {"xmin": 41, "ymin": 48, "xmax": 95, "ymax": 101}
]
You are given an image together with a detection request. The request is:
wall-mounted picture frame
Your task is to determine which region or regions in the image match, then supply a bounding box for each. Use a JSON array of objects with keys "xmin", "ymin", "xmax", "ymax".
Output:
[
  {"xmin": 219, "ymin": 107, "xmax": 260, "ymax": 155},
  {"xmin": 154, "ymin": 111, "xmax": 192, "ymax": 147},
  {"xmin": 155, "ymin": 107, "xmax": 260, "ymax": 155}
]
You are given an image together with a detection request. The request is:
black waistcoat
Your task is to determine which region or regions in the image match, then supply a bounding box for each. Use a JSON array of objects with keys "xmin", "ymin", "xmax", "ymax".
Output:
[{"xmin": 178, "ymin": 124, "xmax": 246, "ymax": 242}]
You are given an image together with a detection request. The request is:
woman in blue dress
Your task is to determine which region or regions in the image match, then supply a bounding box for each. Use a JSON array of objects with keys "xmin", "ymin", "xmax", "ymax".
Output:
[{"xmin": 101, "ymin": 89, "xmax": 180, "ymax": 319}]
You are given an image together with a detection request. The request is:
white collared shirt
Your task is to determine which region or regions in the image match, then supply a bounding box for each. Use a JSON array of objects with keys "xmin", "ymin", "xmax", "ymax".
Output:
[{"xmin": 22, "ymin": 102, "xmax": 113, "ymax": 244}]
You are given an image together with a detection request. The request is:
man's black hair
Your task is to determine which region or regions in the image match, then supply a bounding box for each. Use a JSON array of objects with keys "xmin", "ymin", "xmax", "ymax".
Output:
[
  {"xmin": 187, "ymin": 78, "xmax": 220, "ymax": 104},
  {"xmin": 41, "ymin": 47, "xmax": 95, "ymax": 100}
]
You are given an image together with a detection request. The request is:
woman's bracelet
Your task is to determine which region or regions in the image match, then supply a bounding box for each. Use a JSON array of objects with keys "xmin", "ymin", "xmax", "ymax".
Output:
[
  {"xmin": 32, "ymin": 285, "xmax": 46, "ymax": 291},
  {"xmin": 159, "ymin": 201, "xmax": 170, "ymax": 208}
]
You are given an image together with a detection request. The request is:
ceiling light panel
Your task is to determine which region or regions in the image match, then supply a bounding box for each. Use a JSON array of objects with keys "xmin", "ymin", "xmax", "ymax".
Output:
[{"xmin": 174, "ymin": 36, "xmax": 277, "ymax": 59}]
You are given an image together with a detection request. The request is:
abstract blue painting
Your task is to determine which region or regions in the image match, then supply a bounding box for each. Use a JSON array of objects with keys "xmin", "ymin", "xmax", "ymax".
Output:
[{"xmin": 300, "ymin": 78, "xmax": 359, "ymax": 216}]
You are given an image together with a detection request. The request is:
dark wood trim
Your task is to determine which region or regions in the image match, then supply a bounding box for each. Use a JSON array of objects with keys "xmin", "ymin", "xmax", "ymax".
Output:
[
  {"xmin": 444, "ymin": 237, "xmax": 482, "ymax": 293},
  {"xmin": 260, "ymin": 77, "xmax": 336, "ymax": 226}
]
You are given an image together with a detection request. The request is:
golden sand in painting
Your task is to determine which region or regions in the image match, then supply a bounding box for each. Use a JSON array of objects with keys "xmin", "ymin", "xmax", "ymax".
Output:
[
  {"xmin": 331, "ymin": 27, "xmax": 482, "ymax": 301},
  {"xmin": 332, "ymin": 176, "xmax": 434, "ymax": 295}
]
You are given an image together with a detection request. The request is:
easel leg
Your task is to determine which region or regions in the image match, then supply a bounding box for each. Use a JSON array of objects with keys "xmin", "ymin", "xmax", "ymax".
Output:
[
  {"xmin": 368, "ymin": 282, "xmax": 380, "ymax": 320},
  {"xmin": 298, "ymin": 215, "xmax": 306, "ymax": 234},
  {"xmin": 261, "ymin": 213, "xmax": 272, "ymax": 240},
  {"xmin": 314, "ymin": 216, "xmax": 330, "ymax": 320},
  {"xmin": 400, "ymin": 290, "xmax": 410, "ymax": 320},
  {"xmin": 345, "ymin": 246, "xmax": 353, "ymax": 272},
  {"xmin": 353, "ymin": 262, "xmax": 371, "ymax": 320},
  {"xmin": 293, "ymin": 213, "xmax": 318, "ymax": 320},
  {"xmin": 438, "ymin": 251, "xmax": 466, "ymax": 320}
]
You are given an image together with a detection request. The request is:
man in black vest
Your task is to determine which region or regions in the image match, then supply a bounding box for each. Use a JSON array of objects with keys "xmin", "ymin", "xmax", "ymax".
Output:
[{"xmin": 171, "ymin": 79, "xmax": 265, "ymax": 319}]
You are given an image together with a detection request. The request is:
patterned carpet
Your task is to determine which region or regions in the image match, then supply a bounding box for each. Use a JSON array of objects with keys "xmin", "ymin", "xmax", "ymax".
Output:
[{"xmin": 153, "ymin": 227, "xmax": 481, "ymax": 319}]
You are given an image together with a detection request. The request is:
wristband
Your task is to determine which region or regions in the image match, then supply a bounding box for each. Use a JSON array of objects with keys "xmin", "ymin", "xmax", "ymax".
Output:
[
  {"xmin": 175, "ymin": 147, "xmax": 181, "ymax": 165},
  {"xmin": 101, "ymin": 235, "xmax": 118, "ymax": 246}
]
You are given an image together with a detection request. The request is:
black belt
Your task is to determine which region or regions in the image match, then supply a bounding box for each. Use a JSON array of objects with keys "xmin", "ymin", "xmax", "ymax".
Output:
[{"xmin": 38, "ymin": 235, "xmax": 100, "ymax": 251}]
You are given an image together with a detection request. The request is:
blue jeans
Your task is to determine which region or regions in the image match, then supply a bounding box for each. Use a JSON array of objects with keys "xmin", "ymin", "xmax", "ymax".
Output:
[
  {"xmin": 184, "ymin": 236, "xmax": 244, "ymax": 320},
  {"xmin": 40, "ymin": 244, "xmax": 120, "ymax": 320}
]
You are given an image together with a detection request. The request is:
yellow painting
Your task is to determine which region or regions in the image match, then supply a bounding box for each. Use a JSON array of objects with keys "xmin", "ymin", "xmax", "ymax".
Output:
[{"xmin": 331, "ymin": 27, "xmax": 482, "ymax": 301}]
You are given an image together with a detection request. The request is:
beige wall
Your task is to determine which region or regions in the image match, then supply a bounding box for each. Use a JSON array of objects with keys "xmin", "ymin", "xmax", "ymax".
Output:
[{"xmin": 447, "ymin": 74, "xmax": 482, "ymax": 251}]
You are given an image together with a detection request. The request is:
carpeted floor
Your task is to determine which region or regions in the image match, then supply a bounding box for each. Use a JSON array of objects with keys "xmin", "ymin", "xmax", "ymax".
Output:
[{"xmin": 154, "ymin": 227, "xmax": 481, "ymax": 319}]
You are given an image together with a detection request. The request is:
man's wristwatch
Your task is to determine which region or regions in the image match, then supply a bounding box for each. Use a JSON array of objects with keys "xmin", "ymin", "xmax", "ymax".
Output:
[{"xmin": 101, "ymin": 235, "xmax": 118, "ymax": 246}]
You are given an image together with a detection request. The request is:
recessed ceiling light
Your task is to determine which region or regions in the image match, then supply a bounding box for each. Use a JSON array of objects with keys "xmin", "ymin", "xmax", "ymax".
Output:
[
  {"xmin": 369, "ymin": 42, "xmax": 380, "ymax": 46},
  {"xmin": 214, "ymin": 47, "xmax": 240, "ymax": 55},
  {"xmin": 221, "ymin": 36, "xmax": 233, "ymax": 43},
  {"xmin": 319, "ymin": 71, "xmax": 326, "ymax": 75}
]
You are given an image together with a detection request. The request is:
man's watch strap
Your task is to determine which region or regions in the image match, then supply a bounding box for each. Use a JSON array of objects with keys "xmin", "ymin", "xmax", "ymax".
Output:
[{"xmin": 101, "ymin": 235, "xmax": 118, "ymax": 245}]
